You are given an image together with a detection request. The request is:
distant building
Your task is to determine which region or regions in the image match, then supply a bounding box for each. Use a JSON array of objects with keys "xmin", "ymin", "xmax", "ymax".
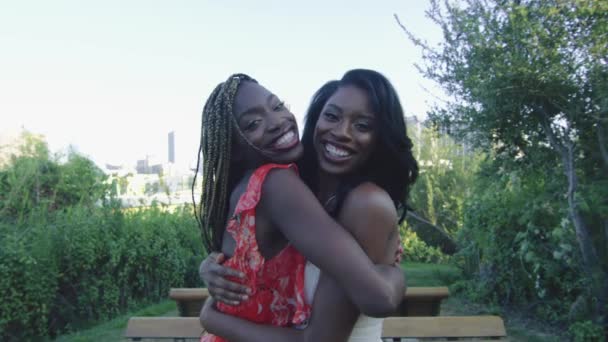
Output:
[
  {"xmin": 136, "ymin": 156, "xmax": 163, "ymax": 175},
  {"xmin": 168, "ymin": 131, "xmax": 175, "ymax": 164},
  {"xmin": 105, "ymin": 163, "xmax": 123, "ymax": 171}
]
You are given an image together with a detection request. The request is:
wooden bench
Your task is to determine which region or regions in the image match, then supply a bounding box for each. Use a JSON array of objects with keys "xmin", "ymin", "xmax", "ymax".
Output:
[
  {"xmin": 396, "ymin": 287, "xmax": 449, "ymax": 316},
  {"xmin": 125, "ymin": 315, "xmax": 507, "ymax": 341},
  {"xmin": 169, "ymin": 287, "xmax": 449, "ymax": 317}
]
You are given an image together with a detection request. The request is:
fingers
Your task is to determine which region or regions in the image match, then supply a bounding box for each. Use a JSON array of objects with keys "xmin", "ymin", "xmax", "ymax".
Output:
[
  {"xmin": 209, "ymin": 278, "xmax": 251, "ymax": 305},
  {"xmin": 200, "ymin": 253, "xmax": 242, "ymax": 282},
  {"xmin": 201, "ymin": 253, "xmax": 244, "ymax": 277},
  {"xmin": 199, "ymin": 253, "xmax": 220, "ymax": 281},
  {"xmin": 199, "ymin": 252, "xmax": 253, "ymax": 306},
  {"xmin": 207, "ymin": 269, "xmax": 252, "ymax": 305},
  {"xmin": 209, "ymin": 287, "xmax": 245, "ymax": 306},
  {"xmin": 212, "ymin": 252, "xmax": 225, "ymax": 263},
  {"xmin": 213, "ymin": 263, "xmax": 246, "ymax": 279}
]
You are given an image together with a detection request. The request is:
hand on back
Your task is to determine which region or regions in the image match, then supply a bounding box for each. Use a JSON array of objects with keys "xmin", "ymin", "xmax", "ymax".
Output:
[{"xmin": 199, "ymin": 252, "xmax": 251, "ymax": 306}]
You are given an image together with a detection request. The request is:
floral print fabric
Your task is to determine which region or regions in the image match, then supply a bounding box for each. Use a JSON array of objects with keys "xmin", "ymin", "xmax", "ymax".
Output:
[{"xmin": 201, "ymin": 164, "xmax": 310, "ymax": 342}]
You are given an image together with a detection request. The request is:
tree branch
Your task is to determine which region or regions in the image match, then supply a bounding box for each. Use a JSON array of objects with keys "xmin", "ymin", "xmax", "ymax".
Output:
[
  {"xmin": 406, "ymin": 210, "xmax": 457, "ymax": 254},
  {"xmin": 597, "ymin": 121, "xmax": 608, "ymax": 170},
  {"xmin": 394, "ymin": 14, "xmax": 433, "ymax": 51}
]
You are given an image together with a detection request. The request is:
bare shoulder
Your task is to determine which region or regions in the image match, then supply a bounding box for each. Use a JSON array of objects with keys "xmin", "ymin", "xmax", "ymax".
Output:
[
  {"xmin": 340, "ymin": 182, "xmax": 397, "ymax": 224},
  {"xmin": 260, "ymin": 166, "xmax": 301, "ymax": 193},
  {"xmin": 338, "ymin": 182, "xmax": 399, "ymax": 263},
  {"xmin": 258, "ymin": 166, "xmax": 319, "ymax": 218},
  {"xmin": 338, "ymin": 182, "xmax": 398, "ymax": 240}
]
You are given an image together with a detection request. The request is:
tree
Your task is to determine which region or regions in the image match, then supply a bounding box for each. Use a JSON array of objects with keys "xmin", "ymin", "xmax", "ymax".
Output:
[
  {"xmin": 397, "ymin": 0, "xmax": 607, "ymax": 327},
  {"xmin": 0, "ymin": 132, "xmax": 111, "ymax": 220},
  {"xmin": 406, "ymin": 125, "xmax": 482, "ymax": 254}
]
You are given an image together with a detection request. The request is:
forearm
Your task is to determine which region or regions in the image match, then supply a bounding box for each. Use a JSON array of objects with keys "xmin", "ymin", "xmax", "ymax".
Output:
[
  {"xmin": 262, "ymin": 171, "xmax": 402, "ymax": 316},
  {"xmin": 323, "ymin": 244, "xmax": 400, "ymax": 317},
  {"xmin": 202, "ymin": 305, "xmax": 305, "ymax": 342},
  {"xmin": 372, "ymin": 264, "xmax": 406, "ymax": 316}
]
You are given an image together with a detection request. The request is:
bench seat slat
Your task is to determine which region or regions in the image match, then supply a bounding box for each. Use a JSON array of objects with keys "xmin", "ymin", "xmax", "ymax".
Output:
[
  {"xmin": 125, "ymin": 317, "xmax": 203, "ymax": 339},
  {"xmin": 125, "ymin": 316, "xmax": 506, "ymax": 340},
  {"xmin": 382, "ymin": 316, "xmax": 506, "ymax": 338}
]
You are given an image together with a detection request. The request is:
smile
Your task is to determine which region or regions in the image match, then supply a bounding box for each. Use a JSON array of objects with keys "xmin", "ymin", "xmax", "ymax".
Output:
[
  {"xmin": 271, "ymin": 130, "xmax": 298, "ymax": 150},
  {"xmin": 324, "ymin": 142, "xmax": 353, "ymax": 160}
]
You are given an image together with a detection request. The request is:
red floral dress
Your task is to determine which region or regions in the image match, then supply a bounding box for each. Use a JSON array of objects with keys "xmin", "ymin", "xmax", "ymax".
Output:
[{"xmin": 201, "ymin": 164, "xmax": 310, "ymax": 342}]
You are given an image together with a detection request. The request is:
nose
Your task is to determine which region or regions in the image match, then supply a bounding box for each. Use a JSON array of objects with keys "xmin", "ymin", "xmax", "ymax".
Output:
[
  {"xmin": 330, "ymin": 120, "xmax": 351, "ymax": 141},
  {"xmin": 267, "ymin": 115, "xmax": 283, "ymax": 133}
]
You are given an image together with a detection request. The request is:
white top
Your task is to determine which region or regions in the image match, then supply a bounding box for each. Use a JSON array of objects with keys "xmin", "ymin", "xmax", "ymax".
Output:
[{"xmin": 304, "ymin": 262, "xmax": 383, "ymax": 342}]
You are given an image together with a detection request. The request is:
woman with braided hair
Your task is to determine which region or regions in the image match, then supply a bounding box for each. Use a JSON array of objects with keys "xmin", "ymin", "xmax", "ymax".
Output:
[{"xmin": 194, "ymin": 73, "xmax": 408, "ymax": 342}]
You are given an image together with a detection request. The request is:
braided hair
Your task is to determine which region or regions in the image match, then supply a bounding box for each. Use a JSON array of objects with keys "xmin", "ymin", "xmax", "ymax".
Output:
[{"xmin": 192, "ymin": 73, "xmax": 257, "ymax": 252}]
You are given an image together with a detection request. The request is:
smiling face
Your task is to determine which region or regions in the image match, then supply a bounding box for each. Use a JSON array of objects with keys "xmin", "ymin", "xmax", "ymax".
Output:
[
  {"xmin": 232, "ymin": 81, "xmax": 303, "ymax": 167},
  {"xmin": 313, "ymin": 85, "xmax": 378, "ymax": 176}
]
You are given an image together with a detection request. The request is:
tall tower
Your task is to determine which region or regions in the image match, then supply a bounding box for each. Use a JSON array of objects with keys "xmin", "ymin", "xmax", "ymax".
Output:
[{"xmin": 168, "ymin": 131, "xmax": 175, "ymax": 163}]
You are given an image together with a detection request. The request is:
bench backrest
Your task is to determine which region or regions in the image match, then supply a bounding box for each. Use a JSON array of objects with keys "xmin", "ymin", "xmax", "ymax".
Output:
[
  {"xmin": 169, "ymin": 287, "xmax": 450, "ymax": 317},
  {"xmin": 168, "ymin": 287, "xmax": 450, "ymax": 301},
  {"xmin": 125, "ymin": 315, "xmax": 507, "ymax": 341}
]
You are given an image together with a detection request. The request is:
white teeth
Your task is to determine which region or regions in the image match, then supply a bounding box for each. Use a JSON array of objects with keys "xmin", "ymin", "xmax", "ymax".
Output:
[
  {"xmin": 325, "ymin": 143, "xmax": 351, "ymax": 158},
  {"xmin": 275, "ymin": 131, "xmax": 295, "ymax": 147}
]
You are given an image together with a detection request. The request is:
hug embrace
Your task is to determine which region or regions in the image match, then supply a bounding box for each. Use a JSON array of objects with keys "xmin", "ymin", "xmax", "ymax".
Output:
[{"xmin": 193, "ymin": 69, "xmax": 418, "ymax": 342}]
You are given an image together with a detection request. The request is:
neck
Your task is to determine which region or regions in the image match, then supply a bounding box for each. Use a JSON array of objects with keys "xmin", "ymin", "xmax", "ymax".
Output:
[{"xmin": 317, "ymin": 170, "xmax": 340, "ymax": 205}]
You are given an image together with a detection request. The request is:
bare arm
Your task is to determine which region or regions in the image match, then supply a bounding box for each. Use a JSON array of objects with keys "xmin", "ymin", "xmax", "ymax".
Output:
[
  {"xmin": 199, "ymin": 171, "xmax": 403, "ymax": 314},
  {"xmin": 200, "ymin": 276, "xmax": 357, "ymax": 342},
  {"xmin": 259, "ymin": 170, "xmax": 404, "ymax": 316},
  {"xmin": 200, "ymin": 182, "xmax": 405, "ymax": 342}
]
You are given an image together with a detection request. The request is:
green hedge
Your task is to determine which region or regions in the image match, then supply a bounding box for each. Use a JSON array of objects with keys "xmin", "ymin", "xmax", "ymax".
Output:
[
  {"xmin": 400, "ymin": 225, "xmax": 449, "ymax": 264},
  {"xmin": 0, "ymin": 204, "xmax": 204, "ymax": 341},
  {"xmin": 453, "ymin": 165, "xmax": 585, "ymax": 323}
]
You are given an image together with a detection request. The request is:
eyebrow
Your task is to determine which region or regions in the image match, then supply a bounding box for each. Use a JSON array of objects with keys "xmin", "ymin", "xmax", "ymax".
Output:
[
  {"xmin": 237, "ymin": 94, "xmax": 276, "ymax": 118},
  {"xmin": 324, "ymin": 103, "xmax": 343, "ymax": 113},
  {"xmin": 356, "ymin": 113, "xmax": 376, "ymax": 120},
  {"xmin": 325, "ymin": 103, "xmax": 375, "ymax": 119}
]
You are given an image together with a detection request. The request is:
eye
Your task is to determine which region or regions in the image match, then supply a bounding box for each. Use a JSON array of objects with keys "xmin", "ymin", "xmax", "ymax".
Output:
[
  {"xmin": 322, "ymin": 112, "xmax": 339, "ymax": 122},
  {"xmin": 355, "ymin": 121, "xmax": 373, "ymax": 132},
  {"xmin": 243, "ymin": 119, "xmax": 261, "ymax": 131},
  {"xmin": 273, "ymin": 101, "xmax": 286, "ymax": 111}
]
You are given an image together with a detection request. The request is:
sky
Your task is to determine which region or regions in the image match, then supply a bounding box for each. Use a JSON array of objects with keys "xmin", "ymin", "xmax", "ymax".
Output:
[{"xmin": 0, "ymin": 0, "xmax": 443, "ymax": 169}]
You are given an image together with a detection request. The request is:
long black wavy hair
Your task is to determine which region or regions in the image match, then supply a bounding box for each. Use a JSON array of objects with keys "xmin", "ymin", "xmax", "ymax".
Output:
[{"xmin": 298, "ymin": 69, "xmax": 418, "ymax": 222}]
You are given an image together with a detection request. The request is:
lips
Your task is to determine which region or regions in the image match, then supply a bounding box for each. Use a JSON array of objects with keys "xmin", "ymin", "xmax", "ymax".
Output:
[
  {"xmin": 322, "ymin": 141, "xmax": 355, "ymax": 161},
  {"xmin": 268, "ymin": 129, "xmax": 299, "ymax": 150}
]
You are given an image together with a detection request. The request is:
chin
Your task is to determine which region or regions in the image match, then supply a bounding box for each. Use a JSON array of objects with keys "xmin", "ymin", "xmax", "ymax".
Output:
[
  {"xmin": 318, "ymin": 162, "xmax": 354, "ymax": 176},
  {"xmin": 272, "ymin": 145, "xmax": 304, "ymax": 164}
]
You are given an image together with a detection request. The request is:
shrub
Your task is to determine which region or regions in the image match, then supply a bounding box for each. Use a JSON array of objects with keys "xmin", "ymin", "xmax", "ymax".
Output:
[
  {"xmin": 0, "ymin": 204, "xmax": 204, "ymax": 340},
  {"xmin": 400, "ymin": 224, "xmax": 449, "ymax": 264},
  {"xmin": 0, "ymin": 138, "xmax": 205, "ymax": 340},
  {"xmin": 568, "ymin": 320, "xmax": 605, "ymax": 342},
  {"xmin": 453, "ymin": 163, "xmax": 584, "ymax": 322}
]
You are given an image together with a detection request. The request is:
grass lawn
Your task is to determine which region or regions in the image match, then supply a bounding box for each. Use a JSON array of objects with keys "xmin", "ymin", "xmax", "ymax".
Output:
[
  {"xmin": 53, "ymin": 262, "xmax": 564, "ymax": 341},
  {"xmin": 52, "ymin": 300, "xmax": 177, "ymax": 342},
  {"xmin": 55, "ymin": 262, "xmax": 459, "ymax": 341},
  {"xmin": 401, "ymin": 261, "xmax": 461, "ymax": 286}
]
